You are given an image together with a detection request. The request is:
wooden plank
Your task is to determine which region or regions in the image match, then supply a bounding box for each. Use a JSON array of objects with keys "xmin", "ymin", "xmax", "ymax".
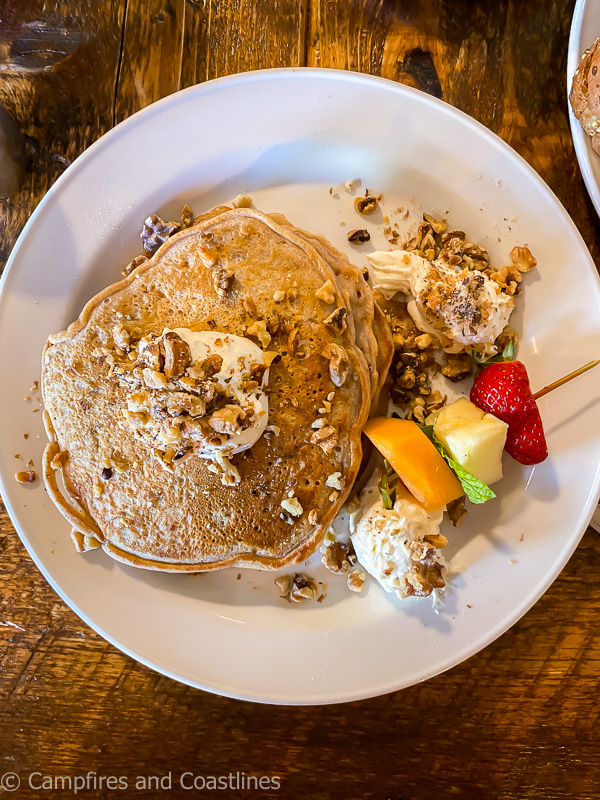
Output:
[
  {"xmin": 0, "ymin": 0, "xmax": 128, "ymax": 272},
  {"xmin": 116, "ymin": 0, "xmax": 309, "ymax": 122}
]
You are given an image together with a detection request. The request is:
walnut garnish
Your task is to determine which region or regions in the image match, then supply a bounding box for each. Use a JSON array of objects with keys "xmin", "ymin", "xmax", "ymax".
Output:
[
  {"xmin": 246, "ymin": 320, "xmax": 271, "ymax": 348},
  {"xmin": 325, "ymin": 472, "xmax": 344, "ymax": 491},
  {"xmin": 323, "ymin": 307, "xmax": 348, "ymax": 334},
  {"xmin": 165, "ymin": 392, "xmax": 206, "ymax": 417},
  {"xmin": 187, "ymin": 353, "xmax": 223, "ymax": 381},
  {"xmin": 142, "ymin": 368, "xmax": 168, "ymax": 389},
  {"xmin": 310, "ymin": 425, "xmax": 338, "ymax": 454},
  {"xmin": 213, "ymin": 266, "xmax": 233, "ymax": 297},
  {"xmin": 180, "ymin": 204, "xmax": 194, "ymax": 227},
  {"xmin": 440, "ymin": 353, "xmax": 473, "ymax": 382},
  {"xmin": 243, "ymin": 296, "xmax": 257, "ymax": 317},
  {"xmin": 122, "ymin": 254, "xmax": 148, "ymax": 276},
  {"xmin": 112, "ymin": 324, "xmax": 131, "ymax": 351},
  {"xmin": 354, "ymin": 194, "xmax": 380, "ymax": 215},
  {"xmin": 162, "ymin": 332, "xmax": 192, "ymax": 379},
  {"xmin": 232, "ymin": 193, "xmax": 253, "ymax": 208},
  {"xmin": 322, "ymin": 542, "xmax": 351, "ymax": 573},
  {"xmin": 289, "ymin": 573, "xmax": 318, "ymax": 603},
  {"xmin": 141, "ymin": 214, "xmax": 179, "ymax": 253},
  {"xmin": 208, "ymin": 405, "xmax": 244, "ymax": 435},
  {"xmin": 347, "ymin": 228, "xmax": 370, "ymax": 243},
  {"xmin": 281, "ymin": 496, "xmax": 303, "ymax": 517},
  {"xmin": 447, "ymin": 496, "xmax": 468, "ymax": 527},
  {"xmin": 308, "ymin": 509, "xmax": 319, "ymax": 525},
  {"xmin": 272, "ymin": 290, "xmax": 286, "ymax": 303},
  {"xmin": 322, "ymin": 342, "xmax": 348, "ymax": 387},
  {"xmin": 510, "ymin": 245, "xmax": 537, "ymax": 273},
  {"xmin": 424, "ymin": 532, "xmax": 449, "ymax": 549},
  {"xmin": 15, "ymin": 470, "xmax": 36, "ymax": 484},
  {"xmin": 347, "ymin": 569, "xmax": 366, "ymax": 593},
  {"xmin": 315, "ymin": 279, "xmax": 336, "ymax": 305},
  {"xmin": 266, "ymin": 311, "xmax": 281, "ymax": 336}
]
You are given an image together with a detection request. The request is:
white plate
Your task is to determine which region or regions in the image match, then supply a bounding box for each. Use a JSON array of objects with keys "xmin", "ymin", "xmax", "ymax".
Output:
[
  {"xmin": 2, "ymin": 69, "xmax": 600, "ymax": 705},
  {"xmin": 568, "ymin": 0, "xmax": 600, "ymax": 216}
]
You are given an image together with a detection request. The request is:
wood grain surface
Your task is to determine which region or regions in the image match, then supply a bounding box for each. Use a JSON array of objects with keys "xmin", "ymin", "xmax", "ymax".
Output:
[{"xmin": 1, "ymin": 1, "xmax": 600, "ymax": 797}]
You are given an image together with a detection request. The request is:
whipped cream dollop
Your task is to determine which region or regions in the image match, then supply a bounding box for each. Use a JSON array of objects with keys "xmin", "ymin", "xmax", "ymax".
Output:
[
  {"xmin": 350, "ymin": 472, "xmax": 447, "ymax": 601},
  {"xmin": 166, "ymin": 328, "xmax": 270, "ymax": 457},
  {"xmin": 368, "ymin": 249, "xmax": 513, "ymax": 352}
]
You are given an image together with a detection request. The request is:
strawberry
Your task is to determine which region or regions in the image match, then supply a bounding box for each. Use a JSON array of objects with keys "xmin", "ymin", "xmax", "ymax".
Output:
[{"xmin": 470, "ymin": 361, "xmax": 548, "ymax": 465}]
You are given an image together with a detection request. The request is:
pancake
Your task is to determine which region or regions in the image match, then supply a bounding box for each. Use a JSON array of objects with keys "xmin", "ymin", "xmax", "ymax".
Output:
[{"xmin": 42, "ymin": 208, "xmax": 389, "ymax": 571}]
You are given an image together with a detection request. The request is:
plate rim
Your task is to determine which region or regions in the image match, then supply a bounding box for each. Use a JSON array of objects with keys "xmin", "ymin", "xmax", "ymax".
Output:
[{"xmin": 2, "ymin": 66, "xmax": 600, "ymax": 705}]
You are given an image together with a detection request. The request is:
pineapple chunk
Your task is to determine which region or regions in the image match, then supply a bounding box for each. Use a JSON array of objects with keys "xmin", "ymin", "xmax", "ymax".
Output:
[{"xmin": 428, "ymin": 397, "xmax": 508, "ymax": 486}]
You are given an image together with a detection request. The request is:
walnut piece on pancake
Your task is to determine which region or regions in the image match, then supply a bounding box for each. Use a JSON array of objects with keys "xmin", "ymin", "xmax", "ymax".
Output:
[
  {"xmin": 322, "ymin": 342, "xmax": 348, "ymax": 387},
  {"xmin": 323, "ymin": 306, "xmax": 348, "ymax": 334},
  {"xmin": 162, "ymin": 332, "xmax": 192, "ymax": 379},
  {"xmin": 246, "ymin": 320, "xmax": 271, "ymax": 348},
  {"xmin": 213, "ymin": 266, "xmax": 233, "ymax": 298},
  {"xmin": 315, "ymin": 279, "xmax": 336, "ymax": 305},
  {"xmin": 321, "ymin": 541, "xmax": 353, "ymax": 574},
  {"xmin": 309, "ymin": 425, "xmax": 338, "ymax": 454}
]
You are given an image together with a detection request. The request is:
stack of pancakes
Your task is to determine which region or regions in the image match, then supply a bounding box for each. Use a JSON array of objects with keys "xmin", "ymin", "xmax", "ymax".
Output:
[{"xmin": 42, "ymin": 207, "xmax": 393, "ymax": 571}]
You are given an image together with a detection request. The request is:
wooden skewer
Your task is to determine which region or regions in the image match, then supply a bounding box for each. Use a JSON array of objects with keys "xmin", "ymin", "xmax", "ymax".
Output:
[{"xmin": 533, "ymin": 360, "xmax": 600, "ymax": 400}]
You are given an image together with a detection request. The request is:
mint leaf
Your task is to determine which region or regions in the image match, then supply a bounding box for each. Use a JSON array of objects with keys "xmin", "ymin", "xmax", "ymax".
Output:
[
  {"xmin": 417, "ymin": 424, "xmax": 496, "ymax": 504},
  {"xmin": 440, "ymin": 452, "xmax": 496, "ymax": 504}
]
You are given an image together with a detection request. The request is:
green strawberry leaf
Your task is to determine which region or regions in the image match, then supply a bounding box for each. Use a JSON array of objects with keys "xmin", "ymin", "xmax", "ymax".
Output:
[
  {"xmin": 417, "ymin": 424, "xmax": 496, "ymax": 504},
  {"xmin": 378, "ymin": 459, "xmax": 398, "ymax": 510}
]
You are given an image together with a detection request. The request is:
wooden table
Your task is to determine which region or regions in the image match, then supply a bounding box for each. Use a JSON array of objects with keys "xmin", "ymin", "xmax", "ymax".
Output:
[{"xmin": 1, "ymin": 1, "xmax": 600, "ymax": 797}]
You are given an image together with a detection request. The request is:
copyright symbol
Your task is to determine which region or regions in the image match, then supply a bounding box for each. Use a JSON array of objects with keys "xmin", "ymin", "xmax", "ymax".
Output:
[{"xmin": 0, "ymin": 772, "xmax": 20, "ymax": 791}]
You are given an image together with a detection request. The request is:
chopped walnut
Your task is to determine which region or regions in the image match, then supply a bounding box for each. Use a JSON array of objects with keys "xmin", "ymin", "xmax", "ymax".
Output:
[
  {"xmin": 281, "ymin": 496, "xmax": 303, "ymax": 517},
  {"xmin": 208, "ymin": 405, "xmax": 244, "ymax": 435},
  {"xmin": 122, "ymin": 254, "xmax": 148, "ymax": 277},
  {"xmin": 441, "ymin": 353, "xmax": 473, "ymax": 382},
  {"xmin": 347, "ymin": 228, "xmax": 370, "ymax": 243},
  {"xmin": 347, "ymin": 569, "xmax": 366, "ymax": 593},
  {"xmin": 322, "ymin": 342, "xmax": 348, "ymax": 387},
  {"xmin": 180, "ymin": 204, "xmax": 194, "ymax": 227},
  {"xmin": 141, "ymin": 214, "xmax": 179, "ymax": 253},
  {"xmin": 112, "ymin": 324, "xmax": 131, "ymax": 351},
  {"xmin": 424, "ymin": 532, "xmax": 449, "ymax": 549},
  {"xmin": 165, "ymin": 392, "xmax": 206, "ymax": 417},
  {"xmin": 162, "ymin": 332, "xmax": 192, "ymax": 380},
  {"xmin": 187, "ymin": 353, "xmax": 223, "ymax": 381},
  {"xmin": 308, "ymin": 509, "xmax": 319, "ymax": 525},
  {"xmin": 232, "ymin": 193, "xmax": 253, "ymax": 208},
  {"xmin": 243, "ymin": 296, "xmax": 257, "ymax": 317},
  {"xmin": 272, "ymin": 290, "xmax": 286, "ymax": 303},
  {"xmin": 310, "ymin": 425, "xmax": 338, "ymax": 454},
  {"xmin": 354, "ymin": 194, "xmax": 380, "ymax": 215},
  {"xmin": 246, "ymin": 320, "xmax": 271, "ymax": 349},
  {"xmin": 213, "ymin": 267, "xmax": 233, "ymax": 298},
  {"xmin": 15, "ymin": 470, "xmax": 36, "ymax": 484},
  {"xmin": 510, "ymin": 245, "xmax": 537, "ymax": 273},
  {"xmin": 315, "ymin": 279, "xmax": 336, "ymax": 304},
  {"xmin": 447, "ymin": 496, "xmax": 468, "ymax": 527},
  {"xmin": 322, "ymin": 541, "xmax": 351, "ymax": 573},
  {"xmin": 325, "ymin": 471, "xmax": 344, "ymax": 491},
  {"xmin": 266, "ymin": 311, "xmax": 281, "ymax": 336},
  {"xmin": 323, "ymin": 306, "xmax": 348, "ymax": 334},
  {"xmin": 142, "ymin": 368, "xmax": 168, "ymax": 389},
  {"xmin": 289, "ymin": 573, "xmax": 318, "ymax": 603}
]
